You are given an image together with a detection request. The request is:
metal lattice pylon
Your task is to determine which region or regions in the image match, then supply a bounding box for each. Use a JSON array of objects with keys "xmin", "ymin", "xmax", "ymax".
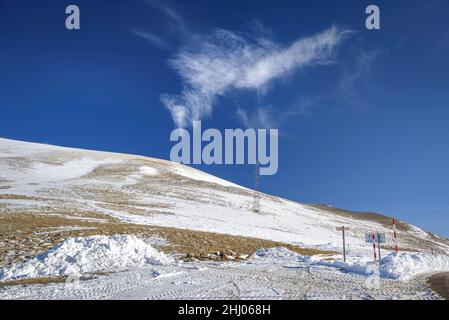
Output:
[{"xmin": 252, "ymin": 161, "xmax": 260, "ymax": 213}]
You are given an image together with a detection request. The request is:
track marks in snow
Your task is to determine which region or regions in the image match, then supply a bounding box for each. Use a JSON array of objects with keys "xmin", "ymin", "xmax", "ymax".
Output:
[{"xmin": 0, "ymin": 260, "xmax": 441, "ymax": 300}]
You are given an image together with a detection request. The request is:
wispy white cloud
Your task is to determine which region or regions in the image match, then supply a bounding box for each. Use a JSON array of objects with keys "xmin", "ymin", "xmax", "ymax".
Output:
[
  {"xmin": 236, "ymin": 106, "xmax": 279, "ymax": 129},
  {"xmin": 145, "ymin": 0, "xmax": 186, "ymax": 29},
  {"xmin": 276, "ymin": 49, "xmax": 383, "ymax": 120},
  {"xmin": 337, "ymin": 49, "xmax": 383, "ymax": 108},
  {"xmin": 132, "ymin": 29, "xmax": 167, "ymax": 49},
  {"xmin": 132, "ymin": 0, "xmax": 192, "ymax": 49},
  {"xmin": 162, "ymin": 26, "xmax": 351, "ymax": 127}
]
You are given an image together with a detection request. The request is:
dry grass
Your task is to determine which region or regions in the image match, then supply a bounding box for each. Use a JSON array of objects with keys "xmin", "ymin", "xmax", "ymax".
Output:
[
  {"xmin": 0, "ymin": 194, "xmax": 44, "ymax": 201},
  {"xmin": 310, "ymin": 204, "xmax": 411, "ymax": 231},
  {"xmin": 0, "ymin": 272, "xmax": 110, "ymax": 287},
  {"xmin": 0, "ymin": 211, "xmax": 334, "ymax": 268},
  {"xmin": 0, "ymin": 276, "xmax": 67, "ymax": 287},
  {"xmin": 158, "ymin": 227, "xmax": 334, "ymax": 258},
  {"xmin": 381, "ymin": 245, "xmax": 417, "ymax": 253}
]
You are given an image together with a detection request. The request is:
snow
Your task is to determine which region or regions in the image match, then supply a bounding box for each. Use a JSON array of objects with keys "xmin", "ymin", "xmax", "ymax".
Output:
[
  {"xmin": 380, "ymin": 252, "xmax": 449, "ymax": 280},
  {"xmin": 170, "ymin": 164, "xmax": 246, "ymax": 189},
  {"xmin": 309, "ymin": 252, "xmax": 449, "ymax": 281},
  {"xmin": 121, "ymin": 193, "xmax": 390, "ymax": 256},
  {"xmin": 0, "ymin": 246, "xmax": 442, "ymax": 300},
  {"xmin": 1, "ymin": 158, "xmax": 123, "ymax": 184},
  {"xmin": 139, "ymin": 166, "xmax": 158, "ymax": 176},
  {"xmin": 252, "ymin": 247, "xmax": 302, "ymax": 264},
  {"xmin": 1, "ymin": 137, "xmax": 448, "ymax": 258},
  {"xmin": 2, "ymin": 137, "xmax": 449, "ymax": 296},
  {"xmin": 31, "ymin": 159, "xmax": 109, "ymax": 182},
  {"xmin": 0, "ymin": 235, "xmax": 174, "ymax": 281},
  {"xmin": 251, "ymin": 248, "xmax": 449, "ymax": 281},
  {"xmin": 0, "ymin": 138, "xmax": 66, "ymax": 157}
]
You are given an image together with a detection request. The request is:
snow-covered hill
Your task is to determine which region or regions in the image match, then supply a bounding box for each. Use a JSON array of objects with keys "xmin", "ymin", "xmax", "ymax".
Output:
[
  {"xmin": 0, "ymin": 137, "xmax": 448, "ymax": 259},
  {"xmin": 2, "ymin": 137, "xmax": 449, "ymax": 299}
]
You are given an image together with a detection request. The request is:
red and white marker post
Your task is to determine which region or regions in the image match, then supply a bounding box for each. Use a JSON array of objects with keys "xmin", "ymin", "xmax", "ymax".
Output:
[
  {"xmin": 372, "ymin": 232, "xmax": 377, "ymax": 262},
  {"xmin": 392, "ymin": 218, "xmax": 398, "ymax": 253}
]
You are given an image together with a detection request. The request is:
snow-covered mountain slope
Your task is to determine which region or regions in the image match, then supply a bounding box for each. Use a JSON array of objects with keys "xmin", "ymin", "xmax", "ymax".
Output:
[{"xmin": 1, "ymin": 137, "xmax": 448, "ymax": 259}]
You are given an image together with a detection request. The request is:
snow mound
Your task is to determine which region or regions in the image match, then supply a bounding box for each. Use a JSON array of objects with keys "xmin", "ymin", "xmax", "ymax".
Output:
[
  {"xmin": 380, "ymin": 252, "xmax": 449, "ymax": 280},
  {"xmin": 311, "ymin": 252, "xmax": 449, "ymax": 281},
  {"xmin": 254, "ymin": 247, "xmax": 301, "ymax": 260},
  {"xmin": 0, "ymin": 235, "xmax": 174, "ymax": 281},
  {"xmin": 257, "ymin": 247, "xmax": 449, "ymax": 281},
  {"xmin": 249, "ymin": 247, "xmax": 304, "ymax": 266}
]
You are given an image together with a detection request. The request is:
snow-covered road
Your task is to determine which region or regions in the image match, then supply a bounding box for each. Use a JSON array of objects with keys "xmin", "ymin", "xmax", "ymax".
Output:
[{"xmin": 0, "ymin": 248, "xmax": 442, "ymax": 300}]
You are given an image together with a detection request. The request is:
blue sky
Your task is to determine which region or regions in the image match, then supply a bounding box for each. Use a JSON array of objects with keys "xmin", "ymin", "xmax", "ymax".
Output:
[{"xmin": 1, "ymin": 0, "xmax": 449, "ymax": 236}]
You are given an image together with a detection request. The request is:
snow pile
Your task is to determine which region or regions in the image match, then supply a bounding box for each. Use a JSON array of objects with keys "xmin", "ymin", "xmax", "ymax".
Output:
[
  {"xmin": 310, "ymin": 252, "xmax": 449, "ymax": 281},
  {"xmin": 308, "ymin": 257, "xmax": 373, "ymax": 277},
  {"xmin": 252, "ymin": 247, "xmax": 449, "ymax": 281},
  {"xmin": 254, "ymin": 247, "xmax": 301, "ymax": 260},
  {"xmin": 0, "ymin": 235, "xmax": 174, "ymax": 281},
  {"xmin": 379, "ymin": 252, "xmax": 449, "ymax": 280},
  {"xmin": 250, "ymin": 247, "xmax": 304, "ymax": 266}
]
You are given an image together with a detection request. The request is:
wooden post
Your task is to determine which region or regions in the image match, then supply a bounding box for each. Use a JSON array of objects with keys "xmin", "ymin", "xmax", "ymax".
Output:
[{"xmin": 336, "ymin": 227, "xmax": 349, "ymax": 262}]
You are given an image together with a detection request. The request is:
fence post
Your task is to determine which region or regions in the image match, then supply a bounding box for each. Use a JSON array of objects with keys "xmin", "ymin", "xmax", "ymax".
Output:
[{"xmin": 392, "ymin": 218, "xmax": 398, "ymax": 253}]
